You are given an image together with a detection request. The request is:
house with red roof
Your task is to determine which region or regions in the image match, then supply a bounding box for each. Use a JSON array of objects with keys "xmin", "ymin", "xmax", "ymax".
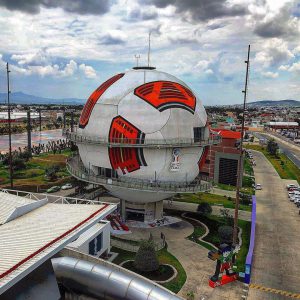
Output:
[{"xmin": 200, "ymin": 129, "xmax": 243, "ymax": 187}]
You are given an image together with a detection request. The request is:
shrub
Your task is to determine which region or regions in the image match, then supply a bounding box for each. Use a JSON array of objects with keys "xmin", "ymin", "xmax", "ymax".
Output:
[
  {"xmin": 197, "ymin": 202, "xmax": 212, "ymax": 216},
  {"xmin": 218, "ymin": 225, "xmax": 233, "ymax": 244},
  {"xmin": 134, "ymin": 239, "xmax": 159, "ymax": 273}
]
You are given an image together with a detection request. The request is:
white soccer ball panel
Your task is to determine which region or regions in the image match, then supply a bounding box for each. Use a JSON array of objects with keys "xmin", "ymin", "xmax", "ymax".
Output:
[{"xmin": 118, "ymin": 93, "xmax": 170, "ymax": 134}]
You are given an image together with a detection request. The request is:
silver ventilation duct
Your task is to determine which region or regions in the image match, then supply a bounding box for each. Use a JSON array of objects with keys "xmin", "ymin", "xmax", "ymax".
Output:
[{"xmin": 52, "ymin": 257, "xmax": 183, "ymax": 300}]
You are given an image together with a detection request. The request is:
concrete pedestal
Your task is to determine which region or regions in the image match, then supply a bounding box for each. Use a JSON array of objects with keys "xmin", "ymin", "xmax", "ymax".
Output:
[{"xmin": 122, "ymin": 200, "xmax": 164, "ymax": 222}]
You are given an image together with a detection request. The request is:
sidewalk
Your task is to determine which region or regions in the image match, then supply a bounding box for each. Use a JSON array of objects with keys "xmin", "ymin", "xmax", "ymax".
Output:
[{"xmin": 163, "ymin": 200, "xmax": 251, "ymax": 221}]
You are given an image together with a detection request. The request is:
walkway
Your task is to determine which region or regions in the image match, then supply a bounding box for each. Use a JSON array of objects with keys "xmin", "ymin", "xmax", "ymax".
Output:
[
  {"xmin": 124, "ymin": 220, "xmax": 245, "ymax": 299},
  {"xmin": 247, "ymin": 151, "xmax": 300, "ymax": 299},
  {"xmin": 163, "ymin": 201, "xmax": 251, "ymax": 221}
]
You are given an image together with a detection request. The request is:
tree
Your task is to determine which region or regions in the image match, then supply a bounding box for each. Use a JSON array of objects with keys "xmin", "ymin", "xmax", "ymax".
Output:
[
  {"xmin": 267, "ymin": 139, "xmax": 279, "ymax": 156},
  {"xmin": 218, "ymin": 225, "xmax": 233, "ymax": 244},
  {"xmin": 197, "ymin": 202, "xmax": 212, "ymax": 216},
  {"xmin": 134, "ymin": 239, "xmax": 159, "ymax": 273},
  {"xmin": 220, "ymin": 208, "xmax": 234, "ymax": 226}
]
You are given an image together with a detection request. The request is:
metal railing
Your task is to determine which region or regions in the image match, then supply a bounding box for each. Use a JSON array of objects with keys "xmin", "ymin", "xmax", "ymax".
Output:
[
  {"xmin": 67, "ymin": 155, "xmax": 212, "ymax": 194},
  {"xmin": 63, "ymin": 128, "xmax": 221, "ymax": 148},
  {"xmin": 0, "ymin": 188, "xmax": 114, "ymax": 206}
]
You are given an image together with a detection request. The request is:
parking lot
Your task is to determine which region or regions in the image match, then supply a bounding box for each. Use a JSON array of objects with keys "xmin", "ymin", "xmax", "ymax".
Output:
[{"xmin": 248, "ymin": 151, "xmax": 300, "ymax": 299}]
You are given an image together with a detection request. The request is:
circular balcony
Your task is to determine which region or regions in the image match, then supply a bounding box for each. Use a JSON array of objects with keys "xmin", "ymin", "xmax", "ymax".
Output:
[
  {"xmin": 63, "ymin": 128, "xmax": 221, "ymax": 148},
  {"xmin": 67, "ymin": 155, "xmax": 212, "ymax": 194}
]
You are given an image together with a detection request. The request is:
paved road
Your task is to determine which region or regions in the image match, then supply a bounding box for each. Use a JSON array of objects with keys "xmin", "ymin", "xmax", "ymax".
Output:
[
  {"xmin": 254, "ymin": 132, "xmax": 300, "ymax": 168},
  {"xmin": 248, "ymin": 151, "xmax": 300, "ymax": 300}
]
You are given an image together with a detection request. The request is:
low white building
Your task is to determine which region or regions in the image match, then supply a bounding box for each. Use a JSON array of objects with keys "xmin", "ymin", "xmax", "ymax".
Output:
[{"xmin": 0, "ymin": 189, "xmax": 116, "ymax": 299}]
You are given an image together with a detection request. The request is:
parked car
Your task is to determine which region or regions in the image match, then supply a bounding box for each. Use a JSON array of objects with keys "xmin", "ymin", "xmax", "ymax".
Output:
[
  {"xmin": 255, "ymin": 184, "xmax": 262, "ymax": 190},
  {"xmin": 61, "ymin": 183, "xmax": 73, "ymax": 190},
  {"xmin": 288, "ymin": 191, "xmax": 294, "ymax": 198},
  {"xmin": 287, "ymin": 184, "xmax": 298, "ymax": 190},
  {"xmin": 46, "ymin": 186, "xmax": 60, "ymax": 193}
]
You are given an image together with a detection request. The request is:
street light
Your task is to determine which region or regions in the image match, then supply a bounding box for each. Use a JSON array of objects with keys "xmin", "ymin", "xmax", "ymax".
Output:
[{"xmin": 233, "ymin": 45, "xmax": 251, "ymax": 246}]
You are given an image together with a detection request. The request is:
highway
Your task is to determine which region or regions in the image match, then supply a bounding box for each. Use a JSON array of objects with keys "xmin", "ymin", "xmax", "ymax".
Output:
[{"xmin": 254, "ymin": 132, "xmax": 300, "ymax": 168}]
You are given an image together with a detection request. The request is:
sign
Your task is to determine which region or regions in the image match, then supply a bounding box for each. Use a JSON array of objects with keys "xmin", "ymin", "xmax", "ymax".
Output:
[{"xmin": 170, "ymin": 148, "xmax": 180, "ymax": 172}]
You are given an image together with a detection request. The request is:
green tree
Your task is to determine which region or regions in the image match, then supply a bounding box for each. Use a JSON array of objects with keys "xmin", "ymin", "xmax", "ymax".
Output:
[
  {"xmin": 134, "ymin": 239, "xmax": 159, "ymax": 273},
  {"xmin": 220, "ymin": 208, "xmax": 234, "ymax": 226},
  {"xmin": 267, "ymin": 139, "xmax": 279, "ymax": 156},
  {"xmin": 197, "ymin": 202, "xmax": 212, "ymax": 216}
]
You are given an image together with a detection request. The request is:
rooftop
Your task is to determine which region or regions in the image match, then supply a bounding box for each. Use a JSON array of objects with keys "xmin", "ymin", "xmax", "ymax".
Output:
[
  {"xmin": 0, "ymin": 191, "xmax": 116, "ymax": 295},
  {"xmin": 211, "ymin": 129, "xmax": 242, "ymax": 139}
]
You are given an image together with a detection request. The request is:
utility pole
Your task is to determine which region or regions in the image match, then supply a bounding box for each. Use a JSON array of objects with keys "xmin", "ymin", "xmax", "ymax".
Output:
[
  {"xmin": 233, "ymin": 45, "xmax": 250, "ymax": 245},
  {"xmin": 6, "ymin": 63, "xmax": 13, "ymax": 189},
  {"xmin": 27, "ymin": 110, "xmax": 32, "ymax": 157},
  {"xmin": 39, "ymin": 106, "xmax": 42, "ymax": 132}
]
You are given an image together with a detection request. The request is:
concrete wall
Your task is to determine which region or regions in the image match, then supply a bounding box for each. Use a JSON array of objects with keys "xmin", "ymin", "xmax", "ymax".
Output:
[{"xmin": 67, "ymin": 222, "xmax": 111, "ymax": 257}]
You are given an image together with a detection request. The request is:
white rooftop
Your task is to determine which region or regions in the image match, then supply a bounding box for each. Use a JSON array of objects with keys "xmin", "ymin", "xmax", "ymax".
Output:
[
  {"xmin": 0, "ymin": 191, "xmax": 116, "ymax": 295},
  {"xmin": 0, "ymin": 191, "xmax": 47, "ymax": 224}
]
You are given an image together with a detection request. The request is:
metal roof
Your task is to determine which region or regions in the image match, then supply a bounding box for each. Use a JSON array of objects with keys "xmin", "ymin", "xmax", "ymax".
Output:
[
  {"xmin": 0, "ymin": 193, "xmax": 116, "ymax": 295},
  {"xmin": 0, "ymin": 191, "xmax": 47, "ymax": 225}
]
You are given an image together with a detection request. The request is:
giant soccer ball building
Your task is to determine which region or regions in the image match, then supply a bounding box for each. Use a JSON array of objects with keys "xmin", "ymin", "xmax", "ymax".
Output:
[{"xmin": 67, "ymin": 67, "xmax": 214, "ymax": 222}]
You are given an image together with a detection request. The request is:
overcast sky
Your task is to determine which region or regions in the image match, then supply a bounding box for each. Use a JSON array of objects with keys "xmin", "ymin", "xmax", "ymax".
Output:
[{"xmin": 0, "ymin": 0, "xmax": 299, "ymax": 105}]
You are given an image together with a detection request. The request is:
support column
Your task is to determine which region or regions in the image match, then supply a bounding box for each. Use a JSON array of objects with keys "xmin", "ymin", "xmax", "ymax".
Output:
[{"xmin": 121, "ymin": 199, "xmax": 126, "ymax": 222}]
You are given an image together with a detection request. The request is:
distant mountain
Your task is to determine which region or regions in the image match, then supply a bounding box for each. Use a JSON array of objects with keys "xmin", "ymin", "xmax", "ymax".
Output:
[
  {"xmin": 0, "ymin": 92, "xmax": 85, "ymax": 105},
  {"xmin": 247, "ymin": 100, "xmax": 300, "ymax": 107}
]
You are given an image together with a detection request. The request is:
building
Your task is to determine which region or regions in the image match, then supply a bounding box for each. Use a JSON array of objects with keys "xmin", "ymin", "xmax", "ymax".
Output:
[
  {"xmin": 65, "ymin": 67, "xmax": 219, "ymax": 224},
  {"xmin": 0, "ymin": 189, "xmax": 183, "ymax": 300},
  {"xmin": 0, "ymin": 189, "xmax": 116, "ymax": 299},
  {"xmin": 200, "ymin": 129, "xmax": 242, "ymax": 186}
]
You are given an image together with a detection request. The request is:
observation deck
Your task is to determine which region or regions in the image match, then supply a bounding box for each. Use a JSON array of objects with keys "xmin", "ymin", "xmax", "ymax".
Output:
[
  {"xmin": 63, "ymin": 127, "xmax": 221, "ymax": 148},
  {"xmin": 67, "ymin": 155, "xmax": 212, "ymax": 194}
]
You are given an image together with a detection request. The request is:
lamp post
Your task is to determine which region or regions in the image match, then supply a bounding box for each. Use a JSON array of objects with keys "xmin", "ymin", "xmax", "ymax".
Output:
[
  {"xmin": 233, "ymin": 45, "xmax": 250, "ymax": 245},
  {"xmin": 6, "ymin": 63, "xmax": 13, "ymax": 188}
]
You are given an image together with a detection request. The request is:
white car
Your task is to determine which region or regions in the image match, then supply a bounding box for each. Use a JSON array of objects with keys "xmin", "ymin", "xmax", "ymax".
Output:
[
  {"xmin": 287, "ymin": 184, "xmax": 298, "ymax": 190},
  {"xmin": 288, "ymin": 191, "xmax": 294, "ymax": 198},
  {"xmin": 255, "ymin": 184, "xmax": 262, "ymax": 190},
  {"xmin": 61, "ymin": 183, "xmax": 73, "ymax": 190}
]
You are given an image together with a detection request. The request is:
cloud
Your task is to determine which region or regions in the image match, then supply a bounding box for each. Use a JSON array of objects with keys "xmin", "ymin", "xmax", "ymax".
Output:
[
  {"xmin": 0, "ymin": 0, "xmax": 112, "ymax": 15},
  {"xmin": 99, "ymin": 30, "xmax": 127, "ymax": 45},
  {"xmin": 262, "ymin": 71, "xmax": 279, "ymax": 78},
  {"xmin": 79, "ymin": 63, "xmax": 97, "ymax": 78},
  {"xmin": 254, "ymin": 38, "xmax": 294, "ymax": 68},
  {"xmin": 127, "ymin": 6, "xmax": 158, "ymax": 21},
  {"xmin": 141, "ymin": 0, "xmax": 248, "ymax": 21},
  {"xmin": 253, "ymin": 4, "xmax": 300, "ymax": 38},
  {"xmin": 11, "ymin": 49, "xmax": 49, "ymax": 65},
  {"xmin": 4, "ymin": 53, "xmax": 97, "ymax": 79},
  {"xmin": 279, "ymin": 61, "xmax": 300, "ymax": 72}
]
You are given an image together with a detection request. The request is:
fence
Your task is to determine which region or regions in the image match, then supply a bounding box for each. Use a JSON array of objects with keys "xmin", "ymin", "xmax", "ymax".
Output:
[
  {"xmin": 244, "ymin": 195, "xmax": 256, "ymax": 284},
  {"xmin": 63, "ymin": 128, "xmax": 221, "ymax": 148},
  {"xmin": 67, "ymin": 155, "xmax": 212, "ymax": 194}
]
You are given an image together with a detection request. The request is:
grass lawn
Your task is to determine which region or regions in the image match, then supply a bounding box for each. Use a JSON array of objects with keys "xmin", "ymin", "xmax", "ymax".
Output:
[
  {"xmin": 0, "ymin": 151, "xmax": 72, "ymax": 190},
  {"xmin": 216, "ymin": 183, "xmax": 236, "ymax": 191},
  {"xmin": 184, "ymin": 212, "xmax": 251, "ymax": 273},
  {"xmin": 111, "ymin": 245, "xmax": 187, "ymax": 294},
  {"xmin": 174, "ymin": 192, "xmax": 252, "ymax": 212},
  {"xmin": 245, "ymin": 144, "xmax": 300, "ymax": 184}
]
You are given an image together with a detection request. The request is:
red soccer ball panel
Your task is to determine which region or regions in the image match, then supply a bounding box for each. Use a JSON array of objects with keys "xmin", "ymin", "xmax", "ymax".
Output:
[
  {"xmin": 134, "ymin": 81, "xmax": 196, "ymax": 114},
  {"xmin": 108, "ymin": 116, "xmax": 147, "ymax": 174},
  {"xmin": 79, "ymin": 73, "xmax": 124, "ymax": 129}
]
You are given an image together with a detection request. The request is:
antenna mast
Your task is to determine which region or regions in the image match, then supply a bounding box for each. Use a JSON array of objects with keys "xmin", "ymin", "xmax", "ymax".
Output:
[
  {"xmin": 147, "ymin": 31, "xmax": 151, "ymax": 67},
  {"xmin": 134, "ymin": 54, "xmax": 140, "ymax": 67},
  {"xmin": 233, "ymin": 44, "xmax": 250, "ymax": 246}
]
